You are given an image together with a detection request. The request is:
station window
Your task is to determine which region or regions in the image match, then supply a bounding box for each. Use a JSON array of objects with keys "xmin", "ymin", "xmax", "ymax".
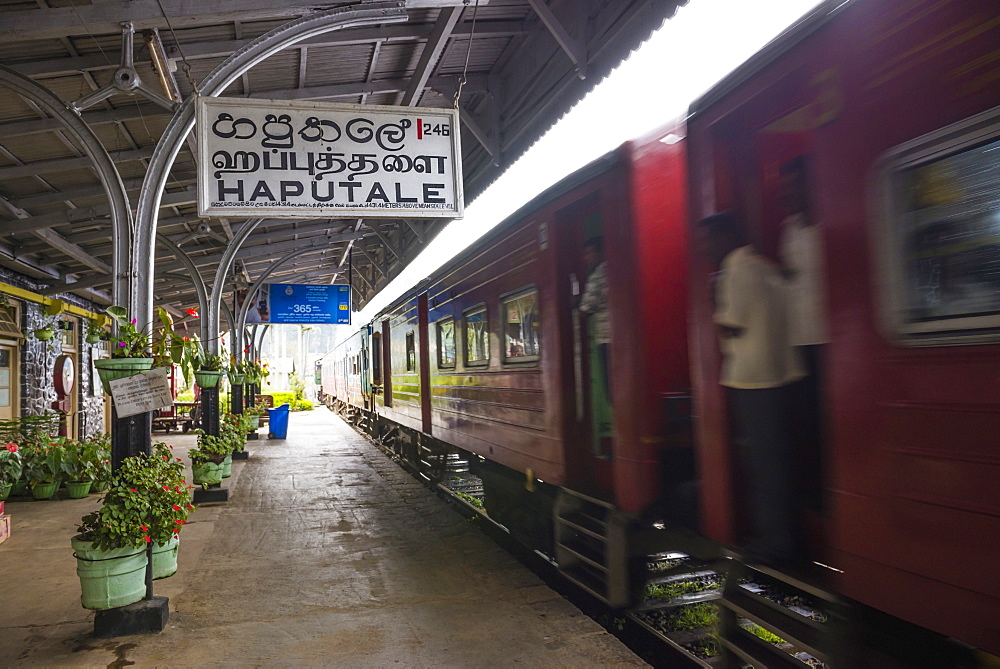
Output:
[
  {"xmin": 405, "ymin": 331, "xmax": 416, "ymax": 371},
  {"xmin": 437, "ymin": 318, "xmax": 456, "ymax": 368},
  {"xmin": 880, "ymin": 110, "xmax": 1000, "ymax": 343},
  {"xmin": 464, "ymin": 306, "xmax": 489, "ymax": 365},
  {"xmin": 502, "ymin": 289, "xmax": 540, "ymax": 362}
]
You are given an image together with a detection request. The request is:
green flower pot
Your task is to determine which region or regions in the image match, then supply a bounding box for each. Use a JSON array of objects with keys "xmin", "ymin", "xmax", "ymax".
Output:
[
  {"xmin": 0, "ymin": 483, "xmax": 11, "ymax": 500},
  {"xmin": 71, "ymin": 537, "xmax": 148, "ymax": 610},
  {"xmin": 85, "ymin": 334, "xmax": 101, "ymax": 345},
  {"xmin": 65, "ymin": 481, "xmax": 93, "ymax": 499},
  {"xmin": 221, "ymin": 453, "xmax": 233, "ymax": 479},
  {"xmin": 152, "ymin": 536, "xmax": 180, "ymax": 580},
  {"xmin": 192, "ymin": 461, "xmax": 223, "ymax": 486},
  {"xmin": 11, "ymin": 479, "xmax": 28, "ymax": 496},
  {"xmin": 94, "ymin": 357, "xmax": 155, "ymax": 394},
  {"xmin": 34, "ymin": 328, "xmax": 55, "ymax": 341},
  {"xmin": 31, "ymin": 481, "xmax": 59, "ymax": 500},
  {"xmin": 194, "ymin": 370, "xmax": 223, "ymax": 389},
  {"xmin": 228, "ymin": 373, "xmax": 246, "ymax": 385}
]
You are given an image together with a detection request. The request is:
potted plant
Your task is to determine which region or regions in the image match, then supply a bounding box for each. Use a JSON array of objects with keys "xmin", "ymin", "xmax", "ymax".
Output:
[
  {"xmin": 73, "ymin": 443, "xmax": 195, "ymax": 608},
  {"xmin": 93, "ymin": 306, "xmax": 155, "ymax": 394},
  {"xmin": 22, "ymin": 440, "xmax": 64, "ymax": 500},
  {"xmin": 189, "ymin": 432, "xmax": 231, "ymax": 486},
  {"xmin": 61, "ymin": 438, "xmax": 96, "ymax": 498},
  {"xmin": 0, "ymin": 442, "xmax": 22, "ymax": 501},
  {"xmin": 29, "ymin": 314, "xmax": 61, "ymax": 348},
  {"xmin": 0, "ymin": 413, "xmax": 61, "ymax": 496},
  {"xmin": 193, "ymin": 352, "xmax": 226, "ymax": 389},
  {"xmin": 227, "ymin": 355, "xmax": 247, "ymax": 386},
  {"xmin": 84, "ymin": 433, "xmax": 113, "ymax": 493},
  {"xmin": 84, "ymin": 319, "xmax": 105, "ymax": 345}
]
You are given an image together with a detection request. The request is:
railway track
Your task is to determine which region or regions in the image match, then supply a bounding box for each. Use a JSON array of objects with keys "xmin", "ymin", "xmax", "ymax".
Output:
[{"xmin": 351, "ymin": 413, "xmax": 836, "ymax": 668}]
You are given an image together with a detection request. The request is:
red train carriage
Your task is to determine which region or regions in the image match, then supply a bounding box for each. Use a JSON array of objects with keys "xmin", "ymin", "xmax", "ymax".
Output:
[
  {"xmin": 687, "ymin": 0, "xmax": 1000, "ymax": 655},
  {"xmin": 333, "ymin": 122, "xmax": 690, "ymax": 603}
]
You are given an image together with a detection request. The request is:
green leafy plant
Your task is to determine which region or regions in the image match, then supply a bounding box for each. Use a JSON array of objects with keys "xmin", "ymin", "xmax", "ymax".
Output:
[
  {"xmin": 59, "ymin": 438, "xmax": 89, "ymax": 483},
  {"xmin": 189, "ymin": 431, "xmax": 231, "ymax": 466},
  {"xmin": 84, "ymin": 433, "xmax": 113, "ymax": 490},
  {"xmin": 0, "ymin": 442, "xmax": 23, "ymax": 486},
  {"xmin": 84, "ymin": 319, "xmax": 105, "ymax": 343},
  {"xmin": 76, "ymin": 443, "xmax": 195, "ymax": 550}
]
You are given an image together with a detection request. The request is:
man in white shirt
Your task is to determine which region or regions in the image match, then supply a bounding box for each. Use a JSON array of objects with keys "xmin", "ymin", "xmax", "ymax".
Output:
[
  {"xmin": 779, "ymin": 156, "xmax": 827, "ymax": 511},
  {"xmin": 700, "ymin": 212, "xmax": 805, "ymax": 565}
]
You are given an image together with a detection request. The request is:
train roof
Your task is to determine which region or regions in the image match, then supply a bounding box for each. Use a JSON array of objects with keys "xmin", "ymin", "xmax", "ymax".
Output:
[{"xmin": 688, "ymin": 0, "xmax": 848, "ymax": 119}]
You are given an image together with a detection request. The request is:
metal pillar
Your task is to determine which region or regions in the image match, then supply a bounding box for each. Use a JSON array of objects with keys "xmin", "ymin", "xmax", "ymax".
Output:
[
  {"xmin": 156, "ymin": 234, "xmax": 210, "ymax": 341},
  {"xmin": 130, "ymin": 3, "xmax": 406, "ymax": 442},
  {"xmin": 133, "ymin": 2, "xmax": 408, "ymax": 331}
]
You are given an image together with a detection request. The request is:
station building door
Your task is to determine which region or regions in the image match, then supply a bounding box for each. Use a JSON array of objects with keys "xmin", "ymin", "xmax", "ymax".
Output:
[{"xmin": 0, "ymin": 344, "xmax": 15, "ymax": 421}]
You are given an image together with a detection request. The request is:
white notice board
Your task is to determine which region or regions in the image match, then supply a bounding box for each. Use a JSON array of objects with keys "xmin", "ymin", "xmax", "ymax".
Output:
[{"xmin": 109, "ymin": 367, "xmax": 173, "ymax": 418}]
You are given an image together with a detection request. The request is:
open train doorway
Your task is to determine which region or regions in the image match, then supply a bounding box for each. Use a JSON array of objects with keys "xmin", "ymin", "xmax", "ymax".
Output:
[{"xmin": 555, "ymin": 193, "xmax": 615, "ymax": 495}]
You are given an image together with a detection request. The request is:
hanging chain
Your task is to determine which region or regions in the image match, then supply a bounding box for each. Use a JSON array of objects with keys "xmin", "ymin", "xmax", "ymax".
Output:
[
  {"xmin": 453, "ymin": 0, "xmax": 481, "ymax": 109},
  {"xmin": 155, "ymin": 0, "xmax": 201, "ymax": 96}
]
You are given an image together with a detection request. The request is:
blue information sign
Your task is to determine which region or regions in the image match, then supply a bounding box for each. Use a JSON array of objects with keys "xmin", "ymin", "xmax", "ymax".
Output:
[{"xmin": 263, "ymin": 283, "xmax": 351, "ymax": 324}]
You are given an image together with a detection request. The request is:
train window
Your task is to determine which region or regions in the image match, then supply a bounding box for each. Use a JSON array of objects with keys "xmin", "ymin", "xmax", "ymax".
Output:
[
  {"xmin": 405, "ymin": 331, "xmax": 416, "ymax": 371},
  {"xmin": 502, "ymin": 289, "xmax": 540, "ymax": 362},
  {"xmin": 437, "ymin": 318, "xmax": 456, "ymax": 368},
  {"xmin": 464, "ymin": 306, "xmax": 489, "ymax": 365},
  {"xmin": 880, "ymin": 110, "xmax": 1000, "ymax": 343}
]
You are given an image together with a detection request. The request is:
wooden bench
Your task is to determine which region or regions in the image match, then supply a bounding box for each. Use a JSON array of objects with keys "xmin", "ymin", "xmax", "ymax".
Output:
[{"xmin": 255, "ymin": 394, "xmax": 274, "ymax": 425}]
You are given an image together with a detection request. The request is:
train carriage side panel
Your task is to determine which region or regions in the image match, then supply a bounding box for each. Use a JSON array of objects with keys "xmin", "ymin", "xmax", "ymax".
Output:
[
  {"xmin": 687, "ymin": 0, "xmax": 1000, "ymax": 652},
  {"xmin": 424, "ymin": 206, "xmax": 567, "ymax": 484},
  {"xmin": 613, "ymin": 124, "xmax": 690, "ymax": 514},
  {"xmin": 379, "ymin": 295, "xmax": 426, "ymax": 434}
]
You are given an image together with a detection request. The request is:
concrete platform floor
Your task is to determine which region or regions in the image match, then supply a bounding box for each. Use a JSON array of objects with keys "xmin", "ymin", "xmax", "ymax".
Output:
[{"xmin": 0, "ymin": 407, "xmax": 646, "ymax": 667}]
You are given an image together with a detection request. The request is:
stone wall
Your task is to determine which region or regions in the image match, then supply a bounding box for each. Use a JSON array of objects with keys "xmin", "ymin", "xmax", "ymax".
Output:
[{"xmin": 2, "ymin": 267, "xmax": 107, "ymax": 438}]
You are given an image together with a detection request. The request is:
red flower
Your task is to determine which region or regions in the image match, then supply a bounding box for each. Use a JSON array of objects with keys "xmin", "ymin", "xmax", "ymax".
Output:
[
  {"xmin": 174, "ymin": 519, "xmax": 183, "ymax": 524},
  {"xmin": 129, "ymin": 488, "xmax": 137, "ymax": 492},
  {"xmin": 5, "ymin": 443, "xmax": 16, "ymax": 453},
  {"xmin": 177, "ymin": 458, "xmax": 183, "ymax": 462},
  {"xmin": 141, "ymin": 525, "xmax": 148, "ymax": 531},
  {"xmin": 144, "ymin": 535, "xmax": 151, "ymax": 543},
  {"xmin": 186, "ymin": 308, "xmax": 199, "ymax": 318},
  {"xmin": 172, "ymin": 504, "xmax": 181, "ymax": 511},
  {"xmin": 163, "ymin": 486, "xmax": 170, "ymax": 491}
]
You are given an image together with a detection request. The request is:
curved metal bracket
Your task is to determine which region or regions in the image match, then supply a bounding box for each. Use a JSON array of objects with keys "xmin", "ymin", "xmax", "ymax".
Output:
[
  {"xmin": 0, "ymin": 64, "xmax": 133, "ymax": 308},
  {"xmin": 233, "ymin": 245, "xmax": 330, "ymax": 362},
  {"xmin": 155, "ymin": 233, "xmax": 210, "ymax": 340},
  {"xmin": 133, "ymin": 1, "xmax": 407, "ymax": 342}
]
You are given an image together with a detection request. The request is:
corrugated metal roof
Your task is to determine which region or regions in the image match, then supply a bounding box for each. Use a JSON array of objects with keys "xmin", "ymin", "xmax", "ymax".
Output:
[{"xmin": 0, "ymin": 0, "xmax": 688, "ymax": 315}]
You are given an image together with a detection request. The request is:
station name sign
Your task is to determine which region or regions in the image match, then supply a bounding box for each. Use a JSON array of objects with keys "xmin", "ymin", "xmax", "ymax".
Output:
[{"xmin": 196, "ymin": 98, "xmax": 463, "ymax": 219}]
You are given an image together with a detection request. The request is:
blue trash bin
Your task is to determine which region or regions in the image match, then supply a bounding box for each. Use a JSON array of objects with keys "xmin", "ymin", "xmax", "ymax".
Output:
[{"xmin": 267, "ymin": 404, "xmax": 290, "ymax": 439}]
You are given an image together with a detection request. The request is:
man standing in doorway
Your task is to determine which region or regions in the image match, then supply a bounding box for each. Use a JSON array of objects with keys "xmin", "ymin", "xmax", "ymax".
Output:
[
  {"xmin": 779, "ymin": 155, "xmax": 827, "ymax": 510},
  {"xmin": 579, "ymin": 237, "xmax": 612, "ymax": 455},
  {"xmin": 700, "ymin": 212, "xmax": 804, "ymax": 565}
]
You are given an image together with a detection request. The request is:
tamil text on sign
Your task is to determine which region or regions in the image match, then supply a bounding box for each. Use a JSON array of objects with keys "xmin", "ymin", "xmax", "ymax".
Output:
[{"xmin": 197, "ymin": 98, "xmax": 463, "ymax": 219}]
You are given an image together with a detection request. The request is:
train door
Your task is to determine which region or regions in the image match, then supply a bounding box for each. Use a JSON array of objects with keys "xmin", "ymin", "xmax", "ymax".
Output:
[
  {"xmin": 381, "ymin": 319, "xmax": 392, "ymax": 407},
  {"xmin": 554, "ymin": 192, "xmax": 614, "ymax": 492},
  {"xmin": 417, "ymin": 293, "xmax": 431, "ymax": 434}
]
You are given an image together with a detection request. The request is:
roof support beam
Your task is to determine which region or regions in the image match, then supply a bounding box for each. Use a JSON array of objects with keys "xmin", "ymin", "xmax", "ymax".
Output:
[
  {"xmin": 31, "ymin": 228, "xmax": 112, "ymax": 274},
  {"xmin": 3, "ymin": 187, "xmax": 196, "ymax": 236},
  {"xmin": 399, "ymin": 6, "xmax": 462, "ymax": 106},
  {"xmin": 0, "ymin": 148, "xmax": 155, "ymax": 181},
  {"xmin": 526, "ymin": 0, "xmax": 588, "ymax": 79},
  {"xmin": 249, "ymin": 74, "xmax": 485, "ymax": 102},
  {"xmin": 7, "ymin": 22, "xmax": 522, "ymax": 80},
  {"xmin": 0, "ymin": 0, "xmax": 376, "ymax": 43}
]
